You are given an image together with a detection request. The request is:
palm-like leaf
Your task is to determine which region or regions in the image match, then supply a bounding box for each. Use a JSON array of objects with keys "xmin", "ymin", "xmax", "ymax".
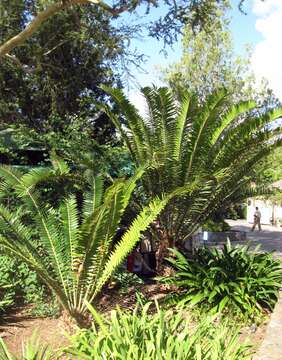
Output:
[
  {"xmin": 0, "ymin": 160, "xmax": 184, "ymax": 321},
  {"xmin": 101, "ymin": 85, "xmax": 282, "ymax": 242}
]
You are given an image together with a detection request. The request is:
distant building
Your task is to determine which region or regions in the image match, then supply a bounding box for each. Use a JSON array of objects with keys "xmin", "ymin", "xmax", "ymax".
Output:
[{"xmin": 247, "ymin": 181, "xmax": 282, "ymax": 225}]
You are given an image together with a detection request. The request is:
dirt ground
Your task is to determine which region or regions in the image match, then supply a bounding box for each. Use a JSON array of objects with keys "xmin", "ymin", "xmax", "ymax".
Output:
[
  {"xmin": 0, "ymin": 283, "xmax": 268, "ymax": 358},
  {"xmin": 0, "ymin": 306, "xmax": 69, "ymax": 356},
  {"xmin": 0, "ymin": 283, "xmax": 171, "ymax": 356}
]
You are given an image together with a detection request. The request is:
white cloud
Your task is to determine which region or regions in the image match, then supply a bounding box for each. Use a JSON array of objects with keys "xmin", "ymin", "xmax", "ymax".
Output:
[
  {"xmin": 251, "ymin": 0, "xmax": 282, "ymax": 100},
  {"xmin": 253, "ymin": 0, "xmax": 281, "ymax": 16}
]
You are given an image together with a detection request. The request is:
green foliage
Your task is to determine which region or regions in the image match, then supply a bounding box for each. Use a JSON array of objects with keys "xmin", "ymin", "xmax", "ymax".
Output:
[
  {"xmin": 162, "ymin": 11, "xmax": 281, "ymax": 201},
  {"xmin": 0, "ymin": 334, "xmax": 54, "ymax": 360},
  {"xmin": 0, "ymin": 159, "xmax": 176, "ymax": 321},
  {"xmin": 0, "ymin": 1, "xmax": 125, "ymax": 133},
  {"xmin": 0, "ymin": 284, "xmax": 13, "ymax": 313},
  {"xmin": 202, "ymin": 219, "xmax": 230, "ymax": 232},
  {"xmin": 113, "ymin": 268, "xmax": 144, "ymax": 294},
  {"xmin": 0, "ymin": 254, "xmax": 45, "ymax": 313},
  {"xmin": 163, "ymin": 242, "xmax": 282, "ymax": 321},
  {"xmin": 224, "ymin": 204, "xmax": 247, "ymax": 220},
  {"xmin": 65, "ymin": 301, "xmax": 252, "ymax": 360},
  {"xmin": 0, "ymin": 0, "xmax": 133, "ymax": 171},
  {"xmin": 101, "ymin": 85, "xmax": 282, "ymax": 244},
  {"xmin": 28, "ymin": 297, "xmax": 60, "ymax": 319},
  {"xmin": 163, "ymin": 15, "xmax": 279, "ymax": 107}
]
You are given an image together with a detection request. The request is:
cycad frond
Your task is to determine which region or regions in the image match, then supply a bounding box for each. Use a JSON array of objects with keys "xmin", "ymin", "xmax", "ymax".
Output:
[
  {"xmin": 100, "ymin": 85, "xmax": 150, "ymax": 163},
  {"xmin": 93, "ymin": 196, "xmax": 169, "ymax": 300},
  {"xmin": 100, "ymin": 85, "xmax": 282, "ymax": 244},
  {"xmin": 210, "ymin": 100, "xmax": 257, "ymax": 145},
  {"xmin": 183, "ymin": 88, "xmax": 227, "ymax": 179},
  {"xmin": 19, "ymin": 167, "xmax": 54, "ymax": 194},
  {"xmin": 50, "ymin": 156, "xmax": 70, "ymax": 175},
  {"xmin": 60, "ymin": 196, "xmax": 80, "ymax": 271},
  {"xmin": 172, "ymin": 92, "xmax": 191, "ymax": 161},
  {"xmin": 82, "ymin": 176, "xmax": 104, "ymax": 219},
  {"xmin": 142, "ymin": 87, "xmax": 176, "ymax": 158}
]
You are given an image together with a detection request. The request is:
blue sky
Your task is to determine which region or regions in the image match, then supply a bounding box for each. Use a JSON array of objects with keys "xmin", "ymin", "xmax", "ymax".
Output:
[
  {"xmin": 123, "ymin": 0, "xmax": 259, "ymax": 87},
  {"xmin": 120, "ymin": 0, "xmax": 282, "ymax": 102}
]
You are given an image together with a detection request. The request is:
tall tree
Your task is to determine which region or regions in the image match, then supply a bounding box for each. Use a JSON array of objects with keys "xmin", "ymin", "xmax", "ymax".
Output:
[
  {"xmin": 163, "ymin": 14, "xmax": 280, "ymax": 108},
  {"xmin": 0, "ymin": 1, "xmax": 135, "ymax": 170},
  {"xmin": 0, "ymin": 2, "xmax": 126, "ymax": 133},
  {"xmin": 0, "ymin": 1, "xmax": 257, "ymax": 58},
  {"xmin": 162, "ymin": 10, "xmax": 282, "ymax": 212}
]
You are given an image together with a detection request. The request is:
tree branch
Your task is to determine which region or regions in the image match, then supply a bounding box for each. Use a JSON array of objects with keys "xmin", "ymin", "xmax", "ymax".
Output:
[
  {"xmin": 4, "ymin": 54, "xmax": 35, "ymax": 73},
  {"xmin": 0, "ymin": 0, "xmax": 120, "ymax": 58}
]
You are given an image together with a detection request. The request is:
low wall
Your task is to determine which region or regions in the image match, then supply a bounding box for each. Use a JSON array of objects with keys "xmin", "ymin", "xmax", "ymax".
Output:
[
  {"xmin": 184, "ymin": 230, "xmax": 246, "ymax": 251},
  {"xmin": 202, "ymin": 230, "xmax": 246, "ymax": 243}
]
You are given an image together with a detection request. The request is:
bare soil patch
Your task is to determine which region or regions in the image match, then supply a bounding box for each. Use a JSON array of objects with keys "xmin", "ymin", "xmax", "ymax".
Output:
[
  {"xmin": 239, "ymin": 320, "xmax": 268, "ymax": 356},
  {"xmin": 0, "ymin": 306, "xmax": 69, "ymax": 356}
]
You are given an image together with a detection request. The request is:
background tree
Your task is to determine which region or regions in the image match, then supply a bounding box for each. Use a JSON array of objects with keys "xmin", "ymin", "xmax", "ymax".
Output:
[
  {"xmin": 0, "ymin": 1, "xmax": 137, "ymax": 169},
  {"xmin": 0, "ymin": 2, "xmax": 126, "ymax": 132},
  {"xmin": 0, "ymin": 0, "xmax": 252, "ymax": 58},
  {"xmin": 162, "ymin": 14, "xmax": 282, "ymax": 222},
  {"xmin": 163, "ymin": 14, "xmax": 280, "ymax": 108}
]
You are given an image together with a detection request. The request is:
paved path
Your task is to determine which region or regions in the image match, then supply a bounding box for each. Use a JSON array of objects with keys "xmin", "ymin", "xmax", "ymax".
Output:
[
  {"xmin": 227, "ymin": 219, "xmax": 282, "ymax": 257},
  {"xmin": 227, "ymin": 220, "xmax": 282, "ymax": 359},
  {"xmin": 254, "ymin": 296, "xmax": 282, "ymax": 360}
]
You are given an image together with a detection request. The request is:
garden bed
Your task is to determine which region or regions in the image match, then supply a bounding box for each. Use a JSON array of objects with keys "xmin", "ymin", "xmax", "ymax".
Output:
[{"xmin": 0, "ymin": 282, "xmax": 269, "ymax": 358}]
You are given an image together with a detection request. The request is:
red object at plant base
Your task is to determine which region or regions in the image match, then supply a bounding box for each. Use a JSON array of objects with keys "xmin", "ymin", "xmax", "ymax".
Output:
[{"xmin": 127, "ymin": 253, "xmax": 135, "ymax": 272}]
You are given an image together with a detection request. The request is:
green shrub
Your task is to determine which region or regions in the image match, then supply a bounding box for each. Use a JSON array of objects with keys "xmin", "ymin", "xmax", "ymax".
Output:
[
  {"xmin": 202, "ymin": 219, "xmax": 231, "ymax": 232},
  {"xmin": 163, "ymin": 242, "xmax": 282, "ymax": 321},
  {"xmin": 0, "ymin": 255, "xmax": 46, "ymax": 313},
  {"xmin": 113, "ymin": 268, "xmax": 144, "ymax": 294},
  {"xmin": 224, "ymin": 205, "xmax": 247, "ymax": 220},
  {"xmin": 28, "ymin": 297, "xmax": 60, "ymax": 318},
  {"xmin": 65, "ymin": 301, "xmax": 252, "ymax": 360},
  {"xmin": 0, "ymin": 284, "xmax": 14, "ymax": 313}
]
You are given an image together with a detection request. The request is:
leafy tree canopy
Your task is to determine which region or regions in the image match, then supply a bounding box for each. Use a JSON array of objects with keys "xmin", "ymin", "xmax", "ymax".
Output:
[
  {"xmin": 0, "ymin": 0, "xmax": 259, "ymax": 58},
  {"xmin": 0, "ymin": 1, "xmax": 127, "ymax": 132},
  {"xmin": 163, "ymin": 12, "xmax": 280, "ymax": 108},
  {"xmin": 162, "ymin": 7, "xmax": 282, "ymax": 204},
  {"xmin": 0, "ymin": 0, "xmax": 135, "ymax": 170}
]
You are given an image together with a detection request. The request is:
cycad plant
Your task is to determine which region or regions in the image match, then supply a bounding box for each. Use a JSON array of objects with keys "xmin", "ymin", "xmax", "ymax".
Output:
[
  {"xmin": 0, "ymin": 159, "xmax": 181, "ymax": 323},
  {"xmin": 100, "ymin": 86, "xmax": 282, "ymax": 244}
]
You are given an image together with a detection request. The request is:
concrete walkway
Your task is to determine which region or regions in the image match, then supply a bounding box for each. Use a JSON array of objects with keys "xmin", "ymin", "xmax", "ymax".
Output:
[
  {"xmin": 254, "ymin": 296, "xmax": 282, "ymax": 360},
  {"xmin": 226, "ymin": 219, "xmax": 282, "ymax": 257},
  {"xmin": 227, "ymin": 219, "xmax": 282, "ymax": 359}
]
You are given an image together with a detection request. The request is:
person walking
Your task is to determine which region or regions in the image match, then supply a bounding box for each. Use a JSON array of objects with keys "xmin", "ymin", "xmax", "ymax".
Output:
[{"xmin": 251, "ymin": 206, "xmax": 262, "ymax": 231}]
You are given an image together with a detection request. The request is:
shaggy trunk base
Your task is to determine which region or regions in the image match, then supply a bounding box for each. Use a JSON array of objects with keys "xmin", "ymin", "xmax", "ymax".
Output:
[
  {"xmin": 155, "ymin": 231, "xmax": 175, "ymax": 275},
  {"xmin": 61, "ymin": 309, "xmax": 91, "ymax": 330}
]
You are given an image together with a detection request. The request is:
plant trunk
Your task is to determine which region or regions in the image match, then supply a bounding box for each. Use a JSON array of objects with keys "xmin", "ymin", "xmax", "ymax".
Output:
[{"xmin": 155, "ymin": 228, "xmax": 175, "ymax": 274}]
